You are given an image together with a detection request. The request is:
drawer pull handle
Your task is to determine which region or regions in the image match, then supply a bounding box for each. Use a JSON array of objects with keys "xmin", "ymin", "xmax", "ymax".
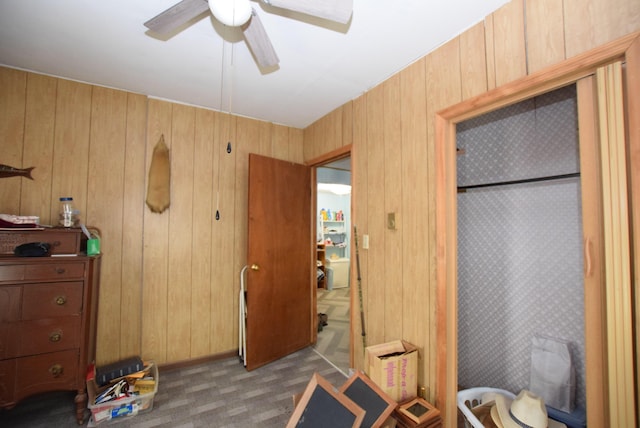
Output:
[
  {"xmin": 49, "ymin": 332, "xmax": 62, "ymax": 342},
  {"xmin": 55, "ymin": 267, "xmax": 66, "ymax": 274},
  {"xmin": 52, "ymin": 240, "xmax": 61, "ymax": 247},
  {"xmin": 55, "ymin": 296, "xmax": 67, "ymax": 305},
  {"xmin": 49, "ymin": 364, "xmax": 64, "ymax": 378}
]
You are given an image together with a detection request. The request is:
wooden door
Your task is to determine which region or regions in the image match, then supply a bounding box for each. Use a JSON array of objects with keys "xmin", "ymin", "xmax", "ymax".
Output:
[{"xmin": 245, "ymin": 153, "xmax": 313, "ymax": 370}]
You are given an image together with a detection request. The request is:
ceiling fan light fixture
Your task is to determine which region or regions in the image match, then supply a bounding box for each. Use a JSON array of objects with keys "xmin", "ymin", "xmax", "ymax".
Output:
[{"xmin": 209, "ymin": 0, "xmax": 252, "ymax": 27}]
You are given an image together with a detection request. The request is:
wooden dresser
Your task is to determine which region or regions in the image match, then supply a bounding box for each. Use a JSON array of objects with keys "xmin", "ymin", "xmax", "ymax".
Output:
[{"xmin": 0, "ymin": 254, "xmax": 101, "ymax": 424}]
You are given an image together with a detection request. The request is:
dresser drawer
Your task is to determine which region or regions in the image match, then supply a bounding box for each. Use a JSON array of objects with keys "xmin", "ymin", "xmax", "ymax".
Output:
[
  {"xmin": 14, "ymin": 349, "xmax": 79, "ymax": 402},
  {"xmin": 24, "ymin": 262, "xmax": 85, "ymax": 280},
  {"xmin": 0, "ymin": 265, "xmax": 26, "ymax": 282},
  {"xmin": 18, "ymin": 316, "xmax": 80, "ymax": 357},
  {"xmin": 0, "ymin": 359, "xmax": 16, "ymax": 406},
  {"xmin": 22, "ymin": 282, "xmax": 83, "ymax": 320},
  {"xmin": 0, "ymin": 286, "xmax": 21, "ymax": 322},
  {"xmin": 0, "ymin": 320, "xmax": 19, "ymax": 360},
  {"xmin": 0, "ymin": 262, "xmax": 85, "ymax": 282},
  {"xmin": 0, "ymin": 229, "xmax": 81, "ymax": 255}
]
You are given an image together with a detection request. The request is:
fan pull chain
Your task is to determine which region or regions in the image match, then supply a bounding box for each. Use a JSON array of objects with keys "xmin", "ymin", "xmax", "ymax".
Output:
[
  {"xmin": 215, "ymin": 190, "xmax": 220, "ymax": 221},
  {"xmin": 215, "ymin": 31, "xmax": 228, "ymax": 223}
]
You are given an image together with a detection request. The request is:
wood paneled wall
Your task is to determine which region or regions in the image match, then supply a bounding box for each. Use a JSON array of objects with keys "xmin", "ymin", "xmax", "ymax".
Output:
[
  {"xmin": 0, "ymin": 69, "xmax": 303, "ymax": 366},
  {"xmin": 303, "ymin": 0, "xmax": 640, "ymax": 405}
]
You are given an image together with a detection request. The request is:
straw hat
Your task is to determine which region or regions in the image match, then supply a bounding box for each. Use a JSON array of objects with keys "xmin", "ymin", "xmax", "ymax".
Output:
[{"xmin": 491, "ymin": 390, "xmax": 566, "ymax": 428}]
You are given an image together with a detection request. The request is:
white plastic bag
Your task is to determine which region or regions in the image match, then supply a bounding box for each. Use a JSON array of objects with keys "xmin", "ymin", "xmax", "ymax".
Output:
[{"xmin": 529, "ymin": 335, "xmax": 575, "ymax": 412}]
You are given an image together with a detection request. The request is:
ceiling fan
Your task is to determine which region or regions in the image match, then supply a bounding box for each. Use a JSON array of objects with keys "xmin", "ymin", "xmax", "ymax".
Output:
[{"xmin": 144, "ymin": 0, "xmax": 353, "ymax": 69}]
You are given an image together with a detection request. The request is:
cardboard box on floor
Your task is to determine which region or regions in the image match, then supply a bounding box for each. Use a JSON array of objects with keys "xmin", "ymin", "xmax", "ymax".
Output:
[{"xmin": 365, "ymin": 340, "xmax": 418, "ymax": 403}]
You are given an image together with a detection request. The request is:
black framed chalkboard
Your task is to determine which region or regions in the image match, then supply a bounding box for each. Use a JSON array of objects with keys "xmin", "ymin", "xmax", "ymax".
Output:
[
  {"xmin": 287, "ymin": 373, "xmax": 365, "ymax": 428},
  {"xmin": 340, "ymin": 371, "xmax": 396, "ymax": 428}
]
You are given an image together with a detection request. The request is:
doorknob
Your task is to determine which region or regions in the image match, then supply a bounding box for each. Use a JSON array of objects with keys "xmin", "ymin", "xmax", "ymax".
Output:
[{"xmin": 250, "ymin": 264, "xmax": 260, "ymax": 271}]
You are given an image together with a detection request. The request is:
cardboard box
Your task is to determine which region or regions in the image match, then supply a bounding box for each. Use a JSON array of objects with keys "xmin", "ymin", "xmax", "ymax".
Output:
[{"xmin": 365, "ymin": 340, "xmax": 418, "ymax": 402}]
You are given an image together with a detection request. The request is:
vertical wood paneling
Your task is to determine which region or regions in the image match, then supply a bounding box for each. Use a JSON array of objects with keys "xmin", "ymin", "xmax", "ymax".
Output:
[
  {"xmin": 167, "ymin": 104, "xmax": 196, "ymax": 362},
  {"xmin": 256, "ymin": 121, "xmax": 273, "ymax": 156},
  {"xmin": 22, "ymin": 73, "xmax": 56, "ymax": 222},
  {"xmin": 272, "ymin": 124, "xmax": 290, "ymax": 160},
  {"xmin": 119, "ymin": 93, "xmax": 147, "ymax": 358},
  {"xmin": 492, "ymin": 0, "xmax": 527, "ymax": 86},
  {"xmin": 0, "ymin": 68, "xmax": 26, "ymax": 212},
  {"xmin": 212, "ymin": 112, "xmax": 237, "ymax": 353},
  {"xmin": 382, "ymin": 74, "xmax": 403, "ymax": 342},
  {"xmin": 564, "ymin": 0, "xmax": 640, "ymax": 58},
  {"xmin": 484, "ymin": 14, "xmax": 497, "ymax": 90},
  {"xmin": 400, "ymin": 58, "xmax": 428, "ymax": 383},
  {"xmin": 351, "ymin": 94, "xmax": 368, "ymax": 368},
  {"xmin": 525, "ymin": 0, "xmax": 566, "ymax": 73},
  {"xmin": 232, "ymin": 116, "xmax": 253, "ymax": 351},
  {"xmin": 190, "ymin": 108, "xmax": 214, "ymax": 358},
  {"xmin": 51, "ymin": 79, "xmax": 92, "ymax": 222},
  {"xmin": 342, "ymin": 102, "xmax": 353, "ymax": 148},
  {"xmin": 365, "ymin": 84, "xmax": 386, "ymax": 348},
  {"xmin": 142, "ymin": 99, "xmax": 172, "ymax": 363},
  {"xmin": 460, "ymin": 22, "xmax": 489, "ymax": 100},
  {"xmin": 326, "ymin": 108, "xmax": 343, "ymax": 152},
  {"xmin": 302, "ymin": 121, "xmax": 318, "ymax": 160},
  {"xmin": 305, "ymin": 107, "xmax": 343, "ymax": 160},
  {"xmin": 86, "ymin": 86, "xmax": 128, "ymax": 364},
  {"xmin": 289, "ymin": 128, "xmax": 304, "ymax": 164}
]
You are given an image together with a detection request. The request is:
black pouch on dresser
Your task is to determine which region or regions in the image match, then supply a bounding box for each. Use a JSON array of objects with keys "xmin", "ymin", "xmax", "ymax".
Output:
[{"xmin": 14, "ymin": 242, "xmax": 50, "ymax": 257}]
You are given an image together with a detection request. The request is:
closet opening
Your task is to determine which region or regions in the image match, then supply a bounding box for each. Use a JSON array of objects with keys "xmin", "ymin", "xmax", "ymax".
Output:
[
  {"xmin": 436, "ymin": 33, "xmax": 640, "ymax": 427},
  {"xmin": 455, "ymin": 84, "xmax": 587, "ymax": 424}
]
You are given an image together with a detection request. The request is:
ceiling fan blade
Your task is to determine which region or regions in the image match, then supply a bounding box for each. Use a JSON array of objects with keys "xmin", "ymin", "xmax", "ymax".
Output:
[
  {"xmin": 144, "ymin": 0, "xmax": 210, "ymax": 35},
  {"xmin": 242, "ymin": 10, "xmax": 279, "ymax": 68},
  {"xmin": 262, "ymin": 0, "xmax": 353, "ymax": 24}
]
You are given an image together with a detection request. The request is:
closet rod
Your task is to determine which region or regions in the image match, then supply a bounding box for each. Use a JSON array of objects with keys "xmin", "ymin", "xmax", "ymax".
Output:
[{"xmin": 457, "ymin": 172, "xmax": 580, "ymax": 192}]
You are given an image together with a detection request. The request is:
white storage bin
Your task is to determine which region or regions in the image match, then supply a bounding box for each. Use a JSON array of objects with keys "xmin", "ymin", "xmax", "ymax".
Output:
[
  {"xmin": 325, "ymin": 257, "xmax": 349, "ymax": 288},
  {"xmin": 87, "ymin": 363, "xmax": 158, "ymax": 426},
  {"xmin": 457, "ymin": 387, "xmax": 515, "ymax": 428}
]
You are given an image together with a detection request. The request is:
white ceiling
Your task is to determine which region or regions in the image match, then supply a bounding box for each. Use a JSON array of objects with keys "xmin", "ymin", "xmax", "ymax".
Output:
[{"xmin": 0, "ymin": 0, "xmax": 509, "ymax": 129}]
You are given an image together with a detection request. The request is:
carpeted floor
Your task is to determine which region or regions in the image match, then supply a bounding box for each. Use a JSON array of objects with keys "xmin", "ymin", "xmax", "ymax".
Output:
[
  {"xmin": 0, "ymin": 347, "xmax": 348, "ymax": 428},
  {"xmin": 314, "ymin": 286, "xmax": 351, "ymax": 375}
]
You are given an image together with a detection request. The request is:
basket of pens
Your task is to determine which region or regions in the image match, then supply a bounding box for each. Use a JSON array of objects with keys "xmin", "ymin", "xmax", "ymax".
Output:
[{"xmin": 86, "ymin": 359, "xmax": 158, "ymax": 426}]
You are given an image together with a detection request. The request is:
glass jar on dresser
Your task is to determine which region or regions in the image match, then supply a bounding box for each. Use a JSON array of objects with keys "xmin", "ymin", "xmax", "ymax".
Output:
[{"xmin": 0, "ymin": 253, "xmax": 101, "ymax": 424}]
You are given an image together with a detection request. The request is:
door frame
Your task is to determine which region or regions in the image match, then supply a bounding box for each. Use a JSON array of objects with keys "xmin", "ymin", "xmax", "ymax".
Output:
[
  {"xmin": 434, "ymin": 32, "xmax": 640, "ymax": 427},
  {"xmin": 307, "ymin": 145, "xmax": 353, "ymax": 364}
]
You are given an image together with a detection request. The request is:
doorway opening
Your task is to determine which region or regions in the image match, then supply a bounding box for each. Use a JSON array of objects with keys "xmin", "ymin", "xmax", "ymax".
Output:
[{"xmin": 314, "ymin": 155, "xmax": 352, "ymax": 375}]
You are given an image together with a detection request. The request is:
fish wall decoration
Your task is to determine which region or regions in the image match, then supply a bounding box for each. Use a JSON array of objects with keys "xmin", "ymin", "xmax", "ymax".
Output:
[{"xmin": 0, "ymin": 164, "xmax": 35, "ymax": 180}]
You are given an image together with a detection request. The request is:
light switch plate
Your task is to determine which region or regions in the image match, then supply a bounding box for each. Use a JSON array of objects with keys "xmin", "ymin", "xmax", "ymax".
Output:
[
  {"xmin": 387, "ymin": 212, "xmax": 396, "ymax": 230},
  {"xmin": 362, "ymin": 234, "xmax": 369, "ymax": 249}
]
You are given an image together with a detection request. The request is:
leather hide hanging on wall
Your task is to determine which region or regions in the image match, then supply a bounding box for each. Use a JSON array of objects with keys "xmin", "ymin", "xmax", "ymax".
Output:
[{"xmin": 146, "ymin": 135, "xmax": 171, "ymax": 213}]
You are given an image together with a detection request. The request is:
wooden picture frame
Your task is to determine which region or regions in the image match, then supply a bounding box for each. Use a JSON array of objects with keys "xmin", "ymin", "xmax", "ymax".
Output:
[
  {"xmin": 287, "ymin": 373, "xmax": 365, "ymax": 427},
  {"xmin": 396, "ymin": 397, "xmax": 440, "ymax": 425},
  {"xmin": 339, "ymin": 370, "xmax": 397, "ymax": 428}
]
